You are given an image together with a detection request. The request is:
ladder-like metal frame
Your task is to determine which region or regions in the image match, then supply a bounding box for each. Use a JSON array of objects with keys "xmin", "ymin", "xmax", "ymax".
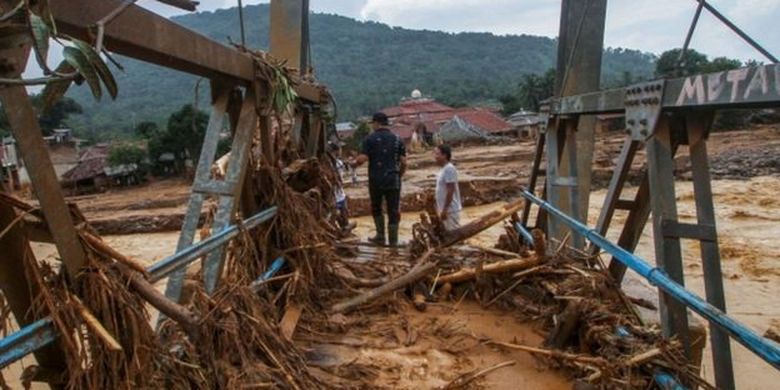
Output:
[
  {"xmin": 591, "ymin": 110, "xmax": 734, "ymax": 387},
  {"xmin": 161, "ymin": 84, "xmax": 259, "ymax": 313}
]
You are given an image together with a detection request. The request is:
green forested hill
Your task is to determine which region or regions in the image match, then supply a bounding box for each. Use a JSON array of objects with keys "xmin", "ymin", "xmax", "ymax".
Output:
[{"xmin": 66, "ymin": 4, "xmax": 656, "ymax": 139}]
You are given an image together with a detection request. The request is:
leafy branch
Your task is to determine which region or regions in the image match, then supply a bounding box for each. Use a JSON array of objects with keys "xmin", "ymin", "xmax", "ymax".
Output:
[{"xmin": 0, "ymin": 2, "xmax": 119, "ymax": 112}]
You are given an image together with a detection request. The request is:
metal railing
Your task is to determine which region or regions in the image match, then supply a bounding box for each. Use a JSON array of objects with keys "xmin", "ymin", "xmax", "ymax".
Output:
[{"xmin": 519, "ymin": 189, "xmax": 780, "ymax": 371}]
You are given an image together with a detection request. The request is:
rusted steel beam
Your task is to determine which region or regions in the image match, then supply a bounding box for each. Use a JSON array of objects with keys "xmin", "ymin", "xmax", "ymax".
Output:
[
  {"xmin": 156, "ymin": 0, "xmax": 199, "ymax": 12},
  {"xmin": 0, "ymin": 87, "xmax": 88, "ymax": 280},
  {"xmin": 549, "ymin": 0, "xmax": 607, "ymax": 249},
  {"xmin": 48, "ymin": 0, "xmax": 324, "ymax": 102},
  {"xmin": 554, "ymin": 63, "xmax": 780, "ymax": 115},
  {"xmin": 270, "ymin": 0, "xmax": 306, "ymax": 73}
]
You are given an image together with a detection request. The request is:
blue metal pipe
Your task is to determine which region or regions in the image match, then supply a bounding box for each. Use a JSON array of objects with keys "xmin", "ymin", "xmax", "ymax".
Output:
[
  {"xmin": 147, "ymin": 206, "xmax": 278, "ymax": 282},
  {"xmin": 0, "ymin": 206, "xmax": 278, "ymax": 368},
  {"xmin": 520, "ymin": 189, "xmax": 780, "ymax": 371},
  {"xmin": 0, "ymin": 318, "xmax": 57, "ymax": 369},
  {"xmin": 513, "ymin": 222, "xmax": 535, "ymax": 245},
  {"xmin": 260, "ymin": 256, "xmax": 286, "ymax": 281},
  {"xmin": 249, "ymin": 256, "xmax": 286, "ymax": 290},
  {"xmin": 654, "ymin": 372, "xmax": 688, "ymax": 390}
]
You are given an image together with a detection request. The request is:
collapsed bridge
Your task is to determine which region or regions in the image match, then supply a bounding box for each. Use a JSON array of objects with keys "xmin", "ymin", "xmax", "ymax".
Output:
[{"xmin": 0, "ymin": 0, "xmax": 779, "ymax": 389}]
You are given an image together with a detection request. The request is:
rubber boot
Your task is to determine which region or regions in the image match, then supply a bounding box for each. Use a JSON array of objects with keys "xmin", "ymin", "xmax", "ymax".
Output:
[
  {"xmin": 368, "ymin": 215, "xmax": 386, "ymax": 246},
  {"xmin": 388, "ymin": 223, "xmax": 399, "ymax": 247}
]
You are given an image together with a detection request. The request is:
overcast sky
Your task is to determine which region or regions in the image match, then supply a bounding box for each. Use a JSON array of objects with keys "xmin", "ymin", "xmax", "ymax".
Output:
[
  {"xmin": 23, "ymin": 0, "xmax": 780, "ymax": 81},
  {"xmin": 145, "ymin": 0, "xmax": 779, "ymax": 62}
]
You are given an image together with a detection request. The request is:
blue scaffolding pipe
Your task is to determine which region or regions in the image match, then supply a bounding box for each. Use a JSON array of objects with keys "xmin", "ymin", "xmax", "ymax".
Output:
[
  {"xmin": 0, "ymin": 206, "xmax": 278, "ymax": 369},
  {"xmin": 514, "ymin": 222, "xmax": 535, "ymax": 245},
  {"xmin": 519, "ymin": 189, "xmax": 780, "ymax": 371},
  {"xmin": 0, "ymin": 318, "xmax": 57, "ymax": 369},
  {"xmin": 147, "ymin": 206, "xmax": 278, "ymax": 282},
  {"xmin": 249, "ymin": 256, "xmax": 286, "ymax": 290},
  {"xmin": 654, "ymin": 372, "xmax": 687, "ymax": 390},
  {"xmin": 259, "ymin": 256, "xmax": 286, "ymax": 282}
]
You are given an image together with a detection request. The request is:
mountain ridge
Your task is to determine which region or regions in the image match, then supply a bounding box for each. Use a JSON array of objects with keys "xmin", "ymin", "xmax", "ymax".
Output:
[{"xmin": 66, "ymin": 4, "xmax": 656, "ymax": 139}]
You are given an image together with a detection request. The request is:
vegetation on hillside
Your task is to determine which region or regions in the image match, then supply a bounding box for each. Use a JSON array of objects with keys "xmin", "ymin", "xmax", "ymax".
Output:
[
  {"xmin": 0, "ymin": 95, "xmax": 82, "ymax": 137},
  {"xmin": 135, "ymin": 104, "xmax": 210, "ymax": 174},
  {"xmin": 65, "ymin": 4, "xmax": 656, "ymax": 139}
]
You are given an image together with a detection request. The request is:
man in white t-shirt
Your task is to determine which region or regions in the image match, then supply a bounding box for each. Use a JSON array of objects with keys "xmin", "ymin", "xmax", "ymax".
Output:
[{"xmin": 434, "ymin": 144, "xmax": 462, "ymax": 231}]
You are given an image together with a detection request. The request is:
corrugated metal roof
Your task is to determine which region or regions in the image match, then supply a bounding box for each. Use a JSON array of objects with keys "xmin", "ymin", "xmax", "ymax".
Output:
[
  {"xmin": 62, "ymin": 156, "xmax": 107, "ymax": 182},
  {"xmin": 382, "ymin": 99, "xmax": 454, "ymax": 118},
  {"xmin": 451, "ymin": 109, "xmax": 513, "ymax": 134},
  {"xmin": 380, "ymin": 99, "xmax": 513, "ymax": 139}
]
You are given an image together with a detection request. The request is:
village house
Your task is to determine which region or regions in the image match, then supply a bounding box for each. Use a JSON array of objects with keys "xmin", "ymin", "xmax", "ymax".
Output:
[
  {"xmin": 380, "ymin": 90, "xmax": 514, "ymax": 145},
  {"xmin": 335, "ymin": 121, "xmax": 357, "ymax": 139},
  {"xmin": 507, "ymin": 110, "xmax": 546, "ymax": 139},
  {"xmin": 60, "ymin": 143, "xmax": 143, "ymax": 194}
]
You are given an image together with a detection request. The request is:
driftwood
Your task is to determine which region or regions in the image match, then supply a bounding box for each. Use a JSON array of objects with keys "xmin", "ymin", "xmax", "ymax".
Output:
[
  {"xmin": 441, "ymin": 199, "xmax": 525, "ymax": 247},
  {"xmin": 71, "ymin": 295, "xmax": 123, "ymax": 352},
  {"xmin": 280, "ymin": 304, "xmax": 303, "ymax": 341},
  {"xmin": 437, "ymin": 255, "xmax": 543, "ymax": 284},
  {"xmin": 466, "ymin": 245, "xmax": 519, "ymax": 258},
  {"xmin": 440, "ymin": 360, "xmax": 516, "ymax": 389},
  {"xmin": 119, "ymin": 265, "xmax": 200, "ymax": 337},
  {"xmin": 80, "ymin": 231, "xmax": 149, "ymax": 276},
  {"xmin": 488, "ymin": 341, "xmax": 607, "ymax": 366},
  {"xmin": 546, "ymin": 300, "xmax": 583, "ymax": 348},
  {"xmin": 78, "ymin": 232, "xmax": 201, "ymax": 336},
  {"xmin": 331, "ymin": 249, "xmax": 435, "ymax": 313}
]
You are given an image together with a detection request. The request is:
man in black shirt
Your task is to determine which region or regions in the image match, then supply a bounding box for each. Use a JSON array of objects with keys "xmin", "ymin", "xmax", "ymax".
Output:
[{"xmin": 351, "ymin": 112, "xmax": 407, "ymax": 246}]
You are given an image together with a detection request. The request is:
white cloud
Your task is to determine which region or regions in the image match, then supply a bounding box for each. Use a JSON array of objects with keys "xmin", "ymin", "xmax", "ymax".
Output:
[
  {"xmin": 22, "ymin": 0, "xmax": 780, "ymax": 84},
  {"xmin": 355, "ymin": 0, "xmax": 779, "ymax": 61}
]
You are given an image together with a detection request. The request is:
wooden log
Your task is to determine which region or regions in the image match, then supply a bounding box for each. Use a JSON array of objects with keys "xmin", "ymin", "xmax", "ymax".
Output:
[
  {"xmin": 546, "ymin": 300, "xmax": 582, "ymax": 348},
  {"xmin": 488, "ymin": 340, "xmax": 607, "ymax": 366},
  {"xmin": 331, "ymin": 265, "xmax": 389, "ymax": 287},
  {"xmin": 532, "ymin": 229, "xmax": 546, "ymax": 256},
  {"xmin": 280, "ymin": 304, "xmax": 303, "ymax": 341},
  {"xmin": 441, "ymin": 360, "xmax": 516, "ymax": 389},
  {"xmin": 437, "ymin": 255, "xmax": 543, "ymax": 284},
  {"xmin": 441, "ymin": 199, "xmax": 525, "ymax": 247},
  {"xmin": 118, "ymin": 265, "xmax": 200, "ymax": 337},
  {"xmin": 331, "ymin": 249, "xmax": 435, "ymax": 313},
  {"xmin": 79, "ymin": 231, "xmax": 149, "ymax": 277},
  {"xmin": 70, "ymin": 295, "xmax": 123, "ymax": 352},
  {"xmin": 466, "ymin": 244, "xmax": 518, "ymax": 258}
]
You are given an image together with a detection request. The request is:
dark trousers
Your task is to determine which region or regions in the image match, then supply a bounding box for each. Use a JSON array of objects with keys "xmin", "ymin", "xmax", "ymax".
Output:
[{"xmin": 369, "ymin": 185, "xmax": 401, "ymax": 224}]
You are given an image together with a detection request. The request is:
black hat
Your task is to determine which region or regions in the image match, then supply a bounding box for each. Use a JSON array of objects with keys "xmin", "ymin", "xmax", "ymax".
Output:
[{"xmin": 371, "ymin": 112, "xmax": 389, "ymax": 126}]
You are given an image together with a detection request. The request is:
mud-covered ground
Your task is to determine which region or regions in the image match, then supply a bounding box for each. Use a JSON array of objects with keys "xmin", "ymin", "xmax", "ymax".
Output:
[
  {"xmin": 55, "ymin": 125, "xmax": 780, "ymax": 235},
  {"xmin": 13, "ymin": 125, "xmax": 780, "ymax": 389}
]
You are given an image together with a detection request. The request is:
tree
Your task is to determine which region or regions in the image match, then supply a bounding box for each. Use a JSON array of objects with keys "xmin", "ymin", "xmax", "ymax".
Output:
[
  {"xmin": 135, "ymin": 121, "xmax": 160, "ymax": 139},
  {"xmin": 0, "ymin": 95, "xmax": 82, "ymax": 137},
  {"xmin": 701, "ymin": 57, "xmax": 742, "ymax": 73},
  {"xmin": 655, "ymin": 48, "xmax": 709, "ymax": 78},
  {"xmin": 344, "ymin": 122, "xmax": 370, "ymax": 153},
  {"xmin": 166, "ymin": 104, "xmax": 209, "ymax": 164},
  {"xmin": 108, "ymin": 143, "xmax": 148, "ymax": 177},
  {"xmin": 32, "ymin": 96, "xmax": 83, "ymax": 135},
  {"xmin": 655, "ymin": 48, "xmax": 744, "ymax": 79},
  {"xmin": 499, "ymin": 94, "xmax": 521, "ymax": 116},
  {"xmin": 137, "ymin": 105, "xmax": 209, "ymax": 174},
  {"xmin": 501, "ymin": 68, "xmax": 556, "ymax": 114},
  {"xmin": 108, "ymin": 144, "xmax": 146, "ymax": 167}
]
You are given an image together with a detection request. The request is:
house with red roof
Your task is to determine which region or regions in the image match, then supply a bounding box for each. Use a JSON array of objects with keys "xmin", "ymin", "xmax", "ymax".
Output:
[{"xmin": 380, "ymin": 91, "xmax": 514, "ymax": 144}]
